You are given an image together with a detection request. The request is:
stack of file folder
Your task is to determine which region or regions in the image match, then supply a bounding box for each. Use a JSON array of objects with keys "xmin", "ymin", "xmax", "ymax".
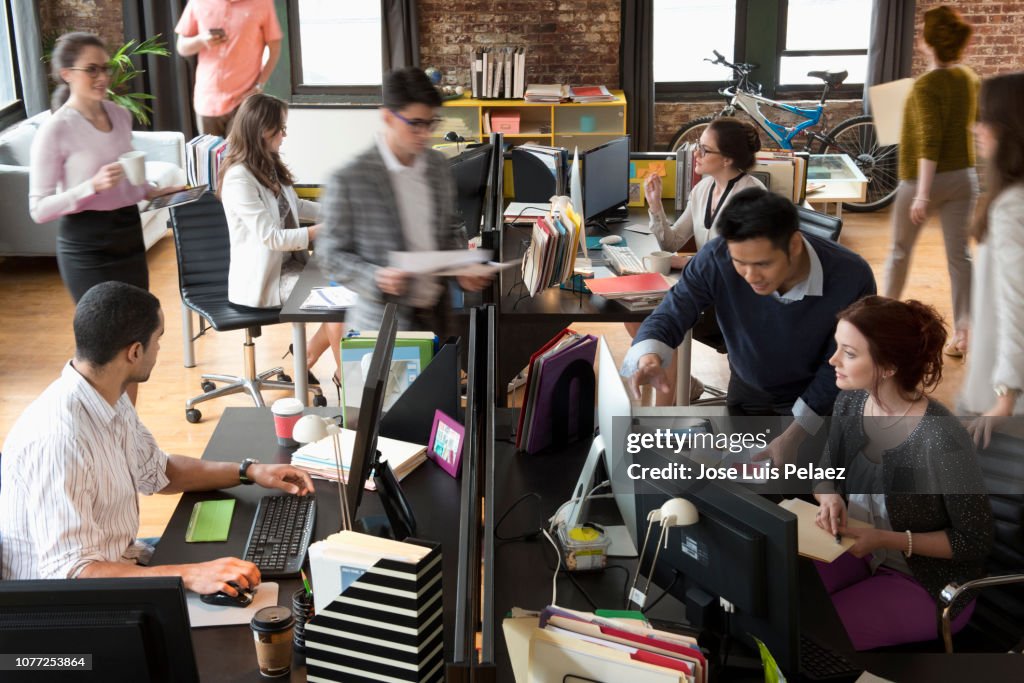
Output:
[
  {"xmin": 290, "ymin": 429, "xmax": 427, "ymax": 491},
  {"xmin": 515, "ymin": 329, "xmax": 597, "ymax": 454},
  {"xmin": 525, "ymin": 83, "xmax": 570, "ymax": 103},
  {"xmin": 522, "ymin": 605, "xmax": 707, "ymax": 683},
  {"xmin": 585, "ymin": 273, "xmax": 673, "ymax": 311},
  {"xmin": 519, "ymin": 203, "xmax": 584, "ymax": 296},
  {"xmin": 569, "ymin": 85, "xmax": 616, "ymax": 102}
]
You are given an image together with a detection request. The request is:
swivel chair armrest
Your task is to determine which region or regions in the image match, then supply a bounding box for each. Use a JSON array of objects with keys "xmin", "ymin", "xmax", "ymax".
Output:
[{"xmin": 940, "ymin": 574, "xmax": 1024, "ymax": 653}]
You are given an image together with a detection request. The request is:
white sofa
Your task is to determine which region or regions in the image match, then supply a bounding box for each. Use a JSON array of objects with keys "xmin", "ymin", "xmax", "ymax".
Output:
[{"xmin": 0, "ymin": 111, "xmax": 187, "ymax": 257}]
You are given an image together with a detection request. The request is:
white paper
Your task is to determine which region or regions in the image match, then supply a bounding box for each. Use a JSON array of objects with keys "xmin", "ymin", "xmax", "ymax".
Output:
[
  {"xmin": 431, "ymin": 259, "xmax": 518, "ymax": 277},
  {"xmin": 186, "ymin": 582, "xmax": 279, "ymax": 628},
  {"xmin": 388, "ymin": 249, "xmax": 492, "ymax": 274},
  {"xmin": 300, "ymin": 285, "xmax": 358, "ymax": 310},
  {"xmin": 868, "ymin": 78, "xmax": 914, "ymax": 147}
]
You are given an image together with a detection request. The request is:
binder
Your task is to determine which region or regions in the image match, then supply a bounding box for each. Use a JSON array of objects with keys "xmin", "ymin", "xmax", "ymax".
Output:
[
  {"xmin": 520, "ymin": 334, "xmax": 597, "ymax": 454},
  {"xmin": 305, "ymin": 538, "xmax": 444, "ymax": 683}
]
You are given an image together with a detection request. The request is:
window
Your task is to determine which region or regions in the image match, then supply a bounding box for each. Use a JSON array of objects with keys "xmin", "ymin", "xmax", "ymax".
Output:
[
  {"xmin": 653, "ymin": 0, "xmax": 745, "ymax": 93},
  {"xmin": 778, "ymin": 0, "xmax": 870, "ymax": 89},
  {"xmin": 0, "ymin": 0, "xmax": 19, "ymax": 114},
  {"xmin": 288, "ymin": 0, "xmax": 382, "ymax": 95}
]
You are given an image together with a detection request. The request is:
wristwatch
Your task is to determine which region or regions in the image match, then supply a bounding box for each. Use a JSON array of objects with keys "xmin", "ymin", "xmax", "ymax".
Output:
[
  {"xmin": 994, "ymin": 384, "xmax": 1021, "ymax": 399},
  {"xmin": 239, "ymin": 458, "xmax": 259, "ymax": 485}
]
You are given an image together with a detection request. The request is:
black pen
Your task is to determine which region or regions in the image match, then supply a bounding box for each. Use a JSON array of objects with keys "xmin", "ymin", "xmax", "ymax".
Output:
[{"xmin": 834, "ymin": 532, "xmax": 842, "ymax": 545}]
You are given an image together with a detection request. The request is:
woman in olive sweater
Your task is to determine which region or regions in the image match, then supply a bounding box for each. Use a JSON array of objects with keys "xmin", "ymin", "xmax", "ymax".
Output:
[
  {"xmin": 815, "ymin": 296, "xmax": 993, "ymax": 650},
  {"xmin": 883, "ymin": 6, "xmax": 978, "ymax": 357}
]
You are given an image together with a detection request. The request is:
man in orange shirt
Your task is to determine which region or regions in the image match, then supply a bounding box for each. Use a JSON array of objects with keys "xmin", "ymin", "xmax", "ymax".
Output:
[{"xmin": 175, "ymin": 0, "xmax": 283, "ymax": 137}]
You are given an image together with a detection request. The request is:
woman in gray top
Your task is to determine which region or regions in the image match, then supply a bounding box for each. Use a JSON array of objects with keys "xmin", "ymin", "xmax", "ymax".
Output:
[{"xmin": 814, "ymin": 295, "xmax": 993, "ymax": 650}]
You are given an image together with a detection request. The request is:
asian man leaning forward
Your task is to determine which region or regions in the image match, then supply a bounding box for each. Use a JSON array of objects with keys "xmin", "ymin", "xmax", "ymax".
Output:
[
  {"xmin": 621, "ymin": 188, "xmax": 877, "ymax": 466},
  {"xmin": 0, "ymin": 281, "xmax": 313, "ymax": 598}
]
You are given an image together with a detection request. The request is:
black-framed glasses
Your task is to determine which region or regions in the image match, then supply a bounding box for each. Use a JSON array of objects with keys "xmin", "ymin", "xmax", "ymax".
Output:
[
  {"xmin": 390, "ymin": 109, "xmax": 442, "ymax": 132},
  {"xmin": 67, "ymin": 64, "xmax": 114, "ymax": 79},
  {"xmin": 696, "ymin": 143, "xmax": 722, "ymax": 156}
]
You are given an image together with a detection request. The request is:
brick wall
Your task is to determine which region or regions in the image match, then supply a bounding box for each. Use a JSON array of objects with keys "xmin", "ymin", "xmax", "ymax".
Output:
[
  {"xmin": 417, "ymin": 0, "xmax": 620, "ymax": 88},
  {"xmin": 37, "ymin": 0, "xmax": 124, "ymax": 55},
  {"xmin": 914, "ymin": 1, "xmax": 1024, "ymax": 77}
]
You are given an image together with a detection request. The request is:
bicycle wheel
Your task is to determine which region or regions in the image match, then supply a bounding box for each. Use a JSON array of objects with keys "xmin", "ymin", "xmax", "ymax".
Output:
[
  {"xmin": 815, "ymin": 114, "xmax": 899, "ymax": 212},
  {"xmin": 669, "ymin": 115, "xmax": 718, "ymax": 153}
]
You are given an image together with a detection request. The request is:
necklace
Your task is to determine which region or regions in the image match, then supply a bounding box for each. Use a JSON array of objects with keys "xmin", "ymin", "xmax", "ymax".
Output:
[{"xmin": 866, "ymin": 394, "xmax": 917, "ymax": 429}]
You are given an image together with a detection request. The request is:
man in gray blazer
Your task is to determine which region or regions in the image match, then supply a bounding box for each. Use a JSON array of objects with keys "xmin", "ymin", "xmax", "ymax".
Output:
[{"xmin": 318, "ymin": 68, "xmax": 489, "ymax": 335}]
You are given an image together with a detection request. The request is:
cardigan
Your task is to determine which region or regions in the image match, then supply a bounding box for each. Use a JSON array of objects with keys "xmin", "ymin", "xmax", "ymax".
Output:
[
  {"xmin": 899, "ymin": 65, "xmax": 979, "ymax": 180},
  {"xmin": 221, "ymin": 163, "xmax": 320, "ymax": 308},
  {"xmin": 960, "ymin": 184, "xmax": 1024, "ymax": 414},
  {"xmin": 648, "ymin": 173, "xmax": 765, "ymax": 252},
  {"xmin": 822, "ymin": 390, "xmax": 994, "ymax": 617},
  {"xmin": 318, "ymin": 144, "xmax": 464, "ymax": 332}
]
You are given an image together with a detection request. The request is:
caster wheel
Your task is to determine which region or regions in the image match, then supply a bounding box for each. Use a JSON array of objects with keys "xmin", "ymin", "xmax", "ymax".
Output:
[
  {"xmin": 277, "ymin": 372, "xmax": 292, "ymax": 383},
  {"xmin": 312, "ymin": 395, "xmax": 327, "ymax": 407},
  {"xmin": 200, "ymin": 380, "xmax": 216, "ymax": 393},
  {"xmin": 185, "ymin": 408, "xmax": 202, "ymax": 424}
]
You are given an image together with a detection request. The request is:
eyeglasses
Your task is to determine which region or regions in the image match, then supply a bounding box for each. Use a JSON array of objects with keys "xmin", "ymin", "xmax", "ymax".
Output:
[
  {"xmin": 696, "ymin": 143, "xmax": 722, "ymax": 156},
  {"xmin": 390, "ymin": 109, "xmax": 442, "ymax": 133},
  {"xmin": 67, "ymin": 64, "xmax": 114, "ymax": 79}
]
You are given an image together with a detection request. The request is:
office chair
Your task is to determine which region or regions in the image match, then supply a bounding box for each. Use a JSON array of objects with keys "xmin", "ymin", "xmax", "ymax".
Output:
[
  {"xmin": 939, "ymin": 430, "xmax": 1024, "ymax": 653},
  {"xmin": 169, "ymin": 192, "xmax": 324, "ymax": 423},
  {"xmin": 676, "ymin": 209, "xmax": 844, "ymax": 407}
]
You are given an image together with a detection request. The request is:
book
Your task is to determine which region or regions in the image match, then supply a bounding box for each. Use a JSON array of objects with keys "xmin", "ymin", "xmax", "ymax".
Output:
[
  {"xmin": 585, "ymin": 273, "xmax": 672, "ymax": 298},
  {"xmin": 290, "ymin": 428, "xmax": 427, "ymax": 490},
  {"xmin": 570, "ymin": 85, "xmax": 616, "ymax": 102},
  {"xmin": 778, "ymin": 498, "xmax": 873, "ymax": 563}
]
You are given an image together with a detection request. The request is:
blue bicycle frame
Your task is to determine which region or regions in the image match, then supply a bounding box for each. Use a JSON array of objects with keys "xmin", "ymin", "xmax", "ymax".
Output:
[{"xmin": 730, "ymin": 89, "xmax": 823, "ymax": 150}]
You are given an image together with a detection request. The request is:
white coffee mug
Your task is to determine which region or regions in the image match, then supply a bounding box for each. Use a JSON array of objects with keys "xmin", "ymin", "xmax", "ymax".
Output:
[
  {"xmin": 643, "ymin": 250, "xmax": 673, "ymax": 276},
  {"xmin": 118, "ymin": 151, "xmax": 147, "ymax": 186}
]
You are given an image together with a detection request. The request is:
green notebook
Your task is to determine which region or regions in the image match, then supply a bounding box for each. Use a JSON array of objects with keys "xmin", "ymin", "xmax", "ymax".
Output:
[{"xmin": 185, "ymin": 499, "xmax": 235, "ymax": 543}]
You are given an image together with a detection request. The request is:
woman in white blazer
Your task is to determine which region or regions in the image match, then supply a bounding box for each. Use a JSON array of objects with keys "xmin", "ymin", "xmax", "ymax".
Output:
[{"xmin": 219, "ymin": 94, "xmax": 343, "ymax": 387}]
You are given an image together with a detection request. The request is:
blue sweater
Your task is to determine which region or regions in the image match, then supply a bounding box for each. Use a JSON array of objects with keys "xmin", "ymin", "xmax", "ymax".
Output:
[{"xmin": 634, "ymin": 234, "xmax": 876, "ymax": 415}]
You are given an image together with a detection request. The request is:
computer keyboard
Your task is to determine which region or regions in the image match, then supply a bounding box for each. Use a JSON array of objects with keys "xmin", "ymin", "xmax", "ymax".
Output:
[
  {"xmin": 602, "ymin": 245, "xmax": 646, "ymax": 275},
  {"xmin": 242, "ymin": 494, "xmax": 316, "ymax": 578},
  {"xmin": 799, "ymin": 633, "xmax": 862, "ymax": 681}
]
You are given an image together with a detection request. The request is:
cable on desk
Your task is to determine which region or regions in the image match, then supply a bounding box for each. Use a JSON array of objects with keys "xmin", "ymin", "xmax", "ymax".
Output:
[
  {"xmin": 601, "ymin": 563, "xmax": 633, "ymax": 606},
  {"xmin": 641, "ymin": 569, "xmax": 682, "ymax": 615},
  {"xmin": 495, "ymin": 492, "xmax": 543, "ymax": 542}
]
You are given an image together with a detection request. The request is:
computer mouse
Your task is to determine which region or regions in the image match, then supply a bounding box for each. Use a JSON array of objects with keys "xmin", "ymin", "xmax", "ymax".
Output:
[
  {"xmin": 200, "ymin": 582, "xmax": 254, "ymax": 608},
  {"xmin": 599, "ymin": 235, "xmax": 623, "ymax": 245}
]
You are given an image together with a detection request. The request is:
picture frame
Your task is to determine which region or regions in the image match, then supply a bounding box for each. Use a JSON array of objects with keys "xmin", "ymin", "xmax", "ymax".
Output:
[{"xmin": 427, "ymin": 409, "xmax": 465, "ymax": 478}]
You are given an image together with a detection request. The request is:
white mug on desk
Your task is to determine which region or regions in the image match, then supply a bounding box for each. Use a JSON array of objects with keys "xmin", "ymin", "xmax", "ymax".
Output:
[{"xmin": 643, "ymin": 250, "xmax": 672, "ymax": 276}]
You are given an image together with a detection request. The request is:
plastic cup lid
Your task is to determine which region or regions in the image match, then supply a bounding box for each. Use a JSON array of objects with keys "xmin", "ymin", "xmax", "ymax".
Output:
[
  {"xmin": 251, "ymin": 605, "xmax": 294, "ymax": 632},
  {"xmin": 271, "ymin": 397, "xmax": 304, "ymax": 416}
]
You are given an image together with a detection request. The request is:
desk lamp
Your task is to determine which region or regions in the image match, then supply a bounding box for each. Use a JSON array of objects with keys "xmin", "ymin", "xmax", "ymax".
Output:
[
  {"xmin": 628, "ymin": 498, "xmax": 699, "ymax": 609},
  {"xmin": 293, "ymin": 415, "xmax": 352, "ymax": 531}
]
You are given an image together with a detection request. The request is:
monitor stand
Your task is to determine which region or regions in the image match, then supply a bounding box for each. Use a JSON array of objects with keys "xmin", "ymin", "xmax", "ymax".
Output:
[
  {"xmin": 563, "ymin": 435, "xmax": 638, "ymax": 558},
  {"xmin": 354, "ymin": 455, "xmax": 417, "ymax": 540}
]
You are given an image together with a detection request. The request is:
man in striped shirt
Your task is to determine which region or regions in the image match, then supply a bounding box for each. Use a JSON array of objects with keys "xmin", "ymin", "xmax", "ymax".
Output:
[{"xmin": 0, "ymin": 282, "xmax": 313, "ymax": 598}]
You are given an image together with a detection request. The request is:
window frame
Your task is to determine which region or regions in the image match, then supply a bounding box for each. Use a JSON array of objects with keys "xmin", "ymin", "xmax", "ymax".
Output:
[
  {"xmin": 654, "ymin": 0, "xmax": 867, "ymax": 102},
  {"xmin": 285, "ymin": 0, "xmax": 383, "ymax": 99},
  {"xmin": 654, "ymin": 0, "xmax": 750, "ymax": 101},
  {"xmin": 0, "ymin": 0, "xmax": 24, "ymax": 128},
  {"xmin": 773, "ymin": 0, "xmax": 868, "ymax": 98}
]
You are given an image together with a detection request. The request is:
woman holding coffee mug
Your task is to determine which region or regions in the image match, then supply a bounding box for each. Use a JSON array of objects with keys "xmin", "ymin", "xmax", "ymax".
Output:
[
  {"xmin": 626, "ymin": 118, "xmax": 764, "ymax": 405},
  {"xmin": 29, "ymin": 32, "xmax": 175, "ymax": 302}
]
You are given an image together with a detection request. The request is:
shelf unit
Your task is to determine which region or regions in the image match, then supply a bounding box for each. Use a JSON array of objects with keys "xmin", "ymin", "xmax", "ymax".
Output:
[{"xmin": 434, "ymin": 90, "xmax": 627, "ymax": 153}]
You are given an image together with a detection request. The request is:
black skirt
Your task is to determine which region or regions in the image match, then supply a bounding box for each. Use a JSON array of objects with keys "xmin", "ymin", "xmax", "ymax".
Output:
[{"xmin": 57, "ymin": 205, "xmax": 148, "ymax": 302}]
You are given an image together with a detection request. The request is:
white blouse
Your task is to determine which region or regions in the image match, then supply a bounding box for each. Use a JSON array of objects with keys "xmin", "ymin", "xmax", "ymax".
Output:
[{"xmin": 648, "ymin": 173, "xmax": 765, "ymax": 252}]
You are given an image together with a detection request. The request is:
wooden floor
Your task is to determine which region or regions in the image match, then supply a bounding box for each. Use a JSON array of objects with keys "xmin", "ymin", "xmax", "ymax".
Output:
[{"xmin": 0, "ymin": 206, "xmax": 967, "ymax": 537}]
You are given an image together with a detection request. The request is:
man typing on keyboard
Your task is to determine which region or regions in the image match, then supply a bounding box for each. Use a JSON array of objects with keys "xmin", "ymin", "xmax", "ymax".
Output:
[
  {"xmin": 621, "ymin": 189, "xmax": 876, "ymax": 467},
  {"xmin": 0, "ymin": 282, "xmax": 314, "ymax": 599}
]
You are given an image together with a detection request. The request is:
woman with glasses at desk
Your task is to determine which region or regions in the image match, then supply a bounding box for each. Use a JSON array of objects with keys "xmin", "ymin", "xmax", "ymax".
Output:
[
  {"xmin": 625, "ymin": 118, "xmax": 764, "ymax": 405},
  {"xmin": 814, "ymin": 296, "xmax": 993, "ymax": 650},
  {"xmin": 28, "ymin": 32, "xmax": 176, "ymax": 303},
  {"xmin": 219, "ymin": 94, "xmax": 343, "ymax": 390}
]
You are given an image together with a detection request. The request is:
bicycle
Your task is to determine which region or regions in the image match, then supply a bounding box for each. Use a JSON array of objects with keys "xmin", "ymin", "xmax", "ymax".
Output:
[{"xmin": 668, "ymin": 51, "xmax": 899, "ymax": 212}]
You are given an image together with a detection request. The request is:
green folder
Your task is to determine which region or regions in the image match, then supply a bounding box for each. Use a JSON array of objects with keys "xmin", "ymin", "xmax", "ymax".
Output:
[
  {"xmin": 185, "ymin": 499, "xmax": 235, "ymax": 543},
  {"xmin": 339, "ymin": 334, "xmax": 435, "ymax": 425}
]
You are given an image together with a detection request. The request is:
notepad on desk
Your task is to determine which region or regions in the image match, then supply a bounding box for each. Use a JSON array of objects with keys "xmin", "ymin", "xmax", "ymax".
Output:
[
  {"xmin": 290, "ymin": 428, "xmax": 426, "ymax": 490},
  {"xmin": 300, "ymin": 285, "xmax": 358, "ymax": 310},
  {"xmin": 779, "ymin": 498, "xmax": 872, "ymax": 563}
]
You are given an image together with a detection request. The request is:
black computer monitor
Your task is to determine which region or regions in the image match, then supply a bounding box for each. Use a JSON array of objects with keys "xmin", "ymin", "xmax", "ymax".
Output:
[
  {"xmin": 0, "ymin": 577, "xmax": 199, "ymax": 683},
  {"xmin": 633, "ymin": 447, "xmax": 800, "ymax": 675},
  {"xmin": 347, "ymin": 303, "xmax": 416, "ymax": 539},
  {"xmin": 450, "ymin": 143, "xmax": 494, "ymax": 238},
  {"xmin": 582, "ymin": 136, "xmax": 630, "ymax": 228}
]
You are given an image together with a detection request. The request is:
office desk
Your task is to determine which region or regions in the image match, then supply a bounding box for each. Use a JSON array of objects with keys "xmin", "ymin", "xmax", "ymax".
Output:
[
  {"xmin": 497, "ymin": 210, "xmax": 663, "ymax": 403},
  {"xmin": 488, "ymin": 409, "xmax": 1024, "ymax": 683},
  {"xmin": 278, "ymin": 261, "xmax": 342, "ymax": 405},
  {"xmin": 150, "ymin": 407, "xmax": 462, "ymax": 682}
]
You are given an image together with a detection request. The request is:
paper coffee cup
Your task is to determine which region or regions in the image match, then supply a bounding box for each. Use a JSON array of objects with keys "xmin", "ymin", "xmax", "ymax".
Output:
[
  {"xmin": 271, "ymin": 397, "xmax": 304, "ymax": 447},
  {"xmin": 118, "ymin": 151, "xmax": 147, "ymax": 186},
  {"xmin": 250, "ymin": 606, "xmax": 294, "ymax": 677}
]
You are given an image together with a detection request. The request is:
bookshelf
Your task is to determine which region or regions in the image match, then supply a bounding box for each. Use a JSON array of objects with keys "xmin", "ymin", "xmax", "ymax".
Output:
[{"xmin": 434, "ymin": 90, "xmax": 627, "ymax": 153}]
